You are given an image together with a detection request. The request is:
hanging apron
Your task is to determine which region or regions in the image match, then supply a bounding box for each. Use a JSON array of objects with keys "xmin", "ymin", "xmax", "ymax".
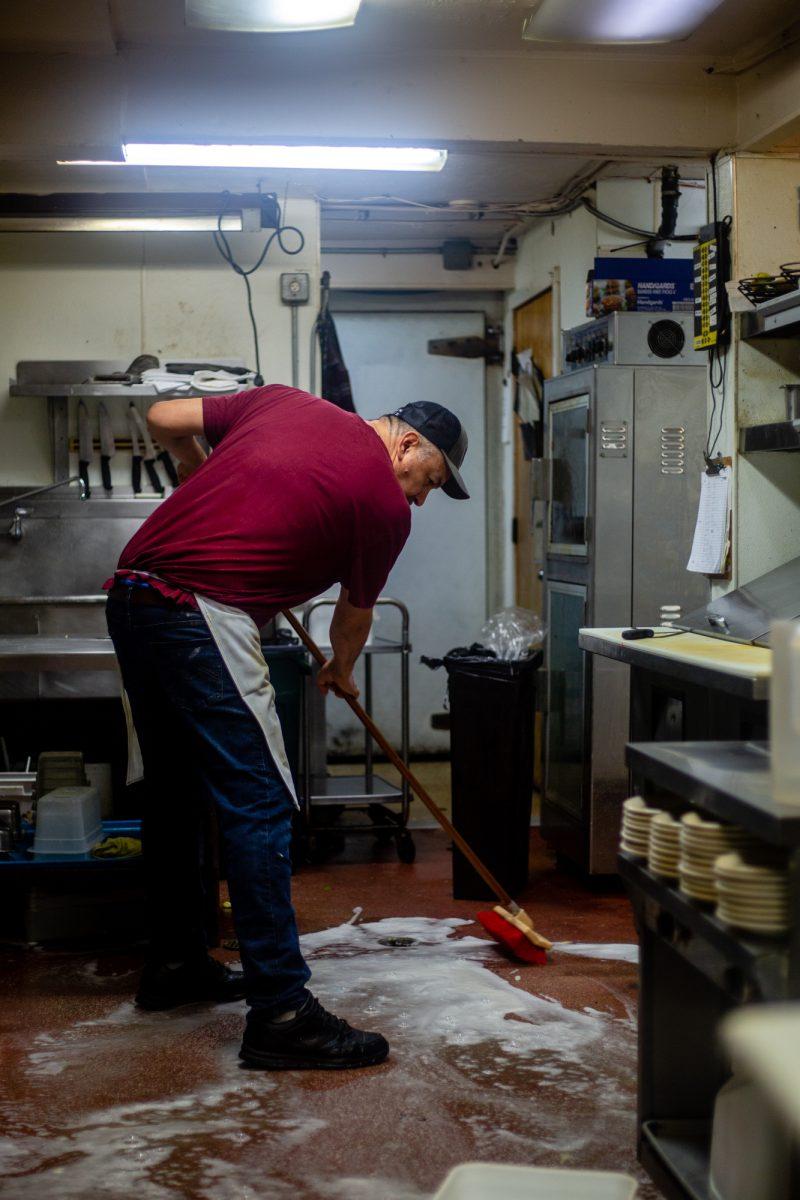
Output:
[{"xmin": 123, "ymin": 591, "xmax": 299, "ymax": 810}]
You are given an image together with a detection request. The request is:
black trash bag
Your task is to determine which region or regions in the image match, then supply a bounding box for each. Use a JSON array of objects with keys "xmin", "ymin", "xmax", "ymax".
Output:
[{"xmin": 420, "ymin": 643, "xmax": 495, "ymax": 671}]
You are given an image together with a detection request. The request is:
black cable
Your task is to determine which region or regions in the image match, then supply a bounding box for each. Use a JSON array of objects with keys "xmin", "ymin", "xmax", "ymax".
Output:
[
  {"xmin": 581, "ymin": 197, "xmax": 697, "ymax": 242},
  {"xmin": 704, "ymin": 155, "xmax": 731, "ymax": 464},
  {"xmin": 492, "ymin": 175, "xmax": 700, "ymax": 263},
  {"xmin": 213, "ymin": 191, "xmax": 305, "ymax": 386}
]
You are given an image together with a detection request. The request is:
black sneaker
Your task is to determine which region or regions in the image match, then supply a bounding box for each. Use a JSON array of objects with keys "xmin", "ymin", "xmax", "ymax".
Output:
[
  {"xmin": 239, "ymin": 994, "xmax": 389, "ymax": 1070},
  {"xmin": 135, "ymin": 956, "xmax": 247, "ymax": 1011}
]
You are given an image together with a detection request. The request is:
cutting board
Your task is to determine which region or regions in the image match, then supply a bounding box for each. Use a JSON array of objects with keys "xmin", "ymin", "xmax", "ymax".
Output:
[{"xmin": 582, "ymin": 629, "xmax": 771, "ymax": 680}]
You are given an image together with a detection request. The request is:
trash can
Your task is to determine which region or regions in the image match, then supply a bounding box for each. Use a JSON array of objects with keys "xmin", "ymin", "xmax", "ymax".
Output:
[
  {"xmin": 262, "ymin": 642, "xmax": 309, "ymax": 789},
  {"xmin": 441, "ymin": 648, "xmax": 542, "ymax": 901}
]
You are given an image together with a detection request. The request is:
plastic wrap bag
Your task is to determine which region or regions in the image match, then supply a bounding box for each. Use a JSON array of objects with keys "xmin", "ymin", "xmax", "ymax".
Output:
[{"xmin": 478, "ymin": 607, "xmax": 544, "ymax": 661}]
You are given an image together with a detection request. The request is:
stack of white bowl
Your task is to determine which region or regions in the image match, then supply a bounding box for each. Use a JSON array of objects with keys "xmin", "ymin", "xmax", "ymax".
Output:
[
  {"xmin": 678, "ymin": 813, "xmax": 754, "ymax": 903},
  {"xmin": 620, "ymin": 796, "xmax": 661, "ymax": 858},
  {"xmin": 647, "ymin": 812, "xmax": 681, "ymax": 879},
  {"xmin": 714, "ymin": 852, "xmax": 791, "ymax": 937}
]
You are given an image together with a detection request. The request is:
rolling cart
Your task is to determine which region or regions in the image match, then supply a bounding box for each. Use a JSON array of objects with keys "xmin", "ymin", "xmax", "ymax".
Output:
[{"xmin": 300, "ymin": 597, "xmax": 415, "ymax": 862}]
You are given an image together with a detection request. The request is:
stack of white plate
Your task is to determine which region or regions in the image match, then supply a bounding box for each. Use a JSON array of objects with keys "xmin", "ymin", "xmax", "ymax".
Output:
[
  {"xmin": 678, "ymin": 813, "xmax": 754, "ymax": 903},
  {"xmin": 714, "ymin": 852, "xmax": 791, "ymax": 937},
  {"xmin": 648, "ymin": 812, "xmax": 681, "ymax": 879},
  {"xmin": 620, "ymin": 796, "xmax": 661, "ymax": 858}
]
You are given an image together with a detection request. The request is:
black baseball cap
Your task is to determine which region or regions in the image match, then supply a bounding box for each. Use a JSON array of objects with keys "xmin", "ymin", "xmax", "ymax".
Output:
[{"xmin": 392, "ymin": 401, "xmax": 470, "ymax": 500}]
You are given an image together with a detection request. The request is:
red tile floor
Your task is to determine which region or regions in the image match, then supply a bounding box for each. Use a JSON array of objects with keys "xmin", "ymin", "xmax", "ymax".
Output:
[{"xmin": 0, "ymin": 831, "xmax": 661, "ymax": 1199}]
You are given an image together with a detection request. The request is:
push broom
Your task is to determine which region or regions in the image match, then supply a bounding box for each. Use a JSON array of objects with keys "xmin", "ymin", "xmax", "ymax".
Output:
[{"xmin": 282, "ymin": 610, "xmax": 552, "ymax": 965}]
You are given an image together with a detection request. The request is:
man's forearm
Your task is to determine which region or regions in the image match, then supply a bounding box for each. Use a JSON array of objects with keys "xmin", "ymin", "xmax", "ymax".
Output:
[{"xmin": 329, "ymin": 597, "xmax": 372, "ymax": 676}]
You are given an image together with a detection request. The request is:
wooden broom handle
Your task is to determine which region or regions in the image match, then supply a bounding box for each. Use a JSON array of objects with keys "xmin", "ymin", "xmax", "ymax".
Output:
[{"xmin": 282, "ymin": 608, "xmax": 515, "ymax": 910}]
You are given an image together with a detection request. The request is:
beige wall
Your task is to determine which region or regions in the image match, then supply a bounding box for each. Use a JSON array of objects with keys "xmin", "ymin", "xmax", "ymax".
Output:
[
  {"xmin": 509, "ymin": 177, "xmax": 706, "ymax": 362},
  {"xmin": 321, "ymin": 253, "xmax": 514, "ymax": 293},
  {"xmin": 729, "ymin": 155, "xmax": 800, "ymax": 585},
  {"xmin": 0, "ymin": 199, "xmax": 320, "ymax": 488},
  {"xmin": 507, "ymin": 159, "xmax": 800, "ymax": 596}
]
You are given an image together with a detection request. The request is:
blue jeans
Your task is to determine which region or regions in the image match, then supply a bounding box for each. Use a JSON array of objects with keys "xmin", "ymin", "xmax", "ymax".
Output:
[{"xmin": 106, "ymin": 588, "xmax": 311, "ymax": 1014}]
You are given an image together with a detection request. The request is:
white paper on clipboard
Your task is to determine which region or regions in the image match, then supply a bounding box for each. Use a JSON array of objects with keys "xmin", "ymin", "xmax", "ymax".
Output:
[{"xmin": 687, "ymin": 468, "xmax": 731, "ymax": 574}]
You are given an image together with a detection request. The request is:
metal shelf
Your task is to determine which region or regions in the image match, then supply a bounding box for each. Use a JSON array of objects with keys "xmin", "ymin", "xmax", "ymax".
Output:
[
  {"xmin": 628, "ymin": 744, "xmax": 800, "ymax": 1200},
  {"xmin": 739, "ymin": 419, "xmax": 800, "ymax": 453},
  {"xmin": 308, "ymin": 775, "xmax": 403, "ymax": 806},
  {"xmin": 301, "ymin": 598, "xmax": 412, "ymax": 849},
  {"xmin": 641, "ymin": 1120, "xmax": 712, "ymax": 1200},
  {"xmin": 740, "ymin": 289, "xmax": 800, "ymax": 339},
  {"xmin": 619, "ymin": 853, "xmax": 791, "ymax": 997},
  {"xmin": 626, "ymin": 741, "xmax": 800, "ymax": 844},
  {"xmin": 10, "ymin": 382, "xmax": 207, "ymax": 398}
]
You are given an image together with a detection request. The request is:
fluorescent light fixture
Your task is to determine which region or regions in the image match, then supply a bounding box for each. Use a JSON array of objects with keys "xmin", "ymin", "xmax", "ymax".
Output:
[
  {"xmin": 522, "ymin": 0, "xmax": 726, "ymax": 44},
  {"xmin": 121, "ymin": 143, "xmax": 448, "ymax": 172},
  {"xmin": 0, "ymin": 215, "xmax": 245, "ymax": 232},
  {"xmin": 0, "ymin": 194, "xmax": 271, "ymax": 232},
  {"xmin": 186, "ymin": 0, "xmax": 362, "ymax": 32}
]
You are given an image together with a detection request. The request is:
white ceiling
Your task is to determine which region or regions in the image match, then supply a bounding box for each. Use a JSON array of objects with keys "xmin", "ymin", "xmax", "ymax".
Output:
[
  {"xmin": 3, "ymin": 0, "xmax": 797, "ymax": 63},
  {"xmin": 0, "ymin": 0, "xmax": 797, "ymax": 254}
]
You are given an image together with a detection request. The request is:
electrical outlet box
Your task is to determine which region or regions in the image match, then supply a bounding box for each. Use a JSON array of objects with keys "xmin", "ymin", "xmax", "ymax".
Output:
[{"xmin": 280, "ymin": 272, "xmax": 310, "ymax": 305}]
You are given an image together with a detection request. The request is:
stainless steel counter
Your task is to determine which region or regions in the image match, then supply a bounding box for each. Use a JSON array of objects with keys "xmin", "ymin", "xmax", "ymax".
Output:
[{"xmin": 0, "ymin": 636, "xmax": 117, "ymax": 673}]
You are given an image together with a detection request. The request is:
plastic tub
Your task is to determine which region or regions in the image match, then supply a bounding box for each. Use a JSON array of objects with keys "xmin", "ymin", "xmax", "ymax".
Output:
[
  {"xmin": 32, "ymin": 786, "xmax": 102, "ymax": 861},
  {"xmin": 433, "ymin": 1164, "xmax": 638, "ymax": 1200}
]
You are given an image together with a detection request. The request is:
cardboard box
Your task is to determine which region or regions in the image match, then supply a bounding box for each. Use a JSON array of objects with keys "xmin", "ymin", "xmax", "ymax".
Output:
[{"xmin": 587, "ymin": 257, "xmax": 694, "ymax": 317}]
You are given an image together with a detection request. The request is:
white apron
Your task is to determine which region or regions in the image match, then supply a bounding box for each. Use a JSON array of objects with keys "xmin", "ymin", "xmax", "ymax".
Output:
[{"xmin": 123, "ymin": 593, "xmax": 299, "ymax": 810}]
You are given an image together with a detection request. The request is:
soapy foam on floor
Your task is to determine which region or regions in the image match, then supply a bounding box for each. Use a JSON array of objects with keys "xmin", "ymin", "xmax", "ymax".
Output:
[{"xmin": 0, "ymin": 918, "xmax": 649, "ymax": 1200}]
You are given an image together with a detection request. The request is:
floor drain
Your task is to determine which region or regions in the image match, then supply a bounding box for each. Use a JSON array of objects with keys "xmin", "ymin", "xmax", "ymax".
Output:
[{"xmin": 378, "ymin": 937, "xmax": 416, "ymax": 947}]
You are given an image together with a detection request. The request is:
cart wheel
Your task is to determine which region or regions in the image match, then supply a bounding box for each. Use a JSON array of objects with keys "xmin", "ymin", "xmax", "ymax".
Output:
[{"xmin": 396, "ymin": 833, "xmax": 416, "ymax": 864}]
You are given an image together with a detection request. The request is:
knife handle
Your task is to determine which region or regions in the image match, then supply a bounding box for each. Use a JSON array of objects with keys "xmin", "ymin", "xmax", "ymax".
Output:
[
  {"xmin": 131, "ymin": 456, "xmax": 142, "ymax": 494},
  {"xmin": 145, "ymin": 459, "xmax": 165, "ymax": 496},
  {"xmin": 101, "ymin": 456, "xmax": 113, "ymax": 493},
  {"xmin": 158, "ymin": 450, "xmax": 180, "ymax": 488},
  {"xmin": 78, "ymin": 460, "xmax": 91, "ymax": 499}
]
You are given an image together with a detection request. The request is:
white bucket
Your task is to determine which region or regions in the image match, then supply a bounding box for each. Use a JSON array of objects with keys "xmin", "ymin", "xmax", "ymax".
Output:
[{"xmin": 433, "ymin": 1164, "xmax": 638, "ymax": 1200}]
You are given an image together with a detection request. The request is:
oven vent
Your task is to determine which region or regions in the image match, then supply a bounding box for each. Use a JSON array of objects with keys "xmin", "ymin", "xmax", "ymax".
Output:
[{"xmin": 600, "ymin": 421, "xmax": 627, "ymax": 456}]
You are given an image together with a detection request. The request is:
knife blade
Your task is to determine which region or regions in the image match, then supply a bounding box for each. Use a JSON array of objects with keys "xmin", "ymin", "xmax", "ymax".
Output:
[
  {"xmin": 128, "ymin": 405, "xmax": 164, "ymax": 496},
  {"xmin": 77, "ymin": 401, "xmax": 92, "ymax": 499},
  {"xmin": 127, "ymin": 406, "xmax": 142, "ymax": 494},
  {"xmin": 98, "ymin": 402, "xmax": 115, "ymax": 494}
]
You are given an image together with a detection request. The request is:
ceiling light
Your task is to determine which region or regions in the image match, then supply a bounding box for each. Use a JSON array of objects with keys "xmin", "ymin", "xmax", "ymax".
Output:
[
  {"xmin": 0, "ymin": 216, "xmax": 245, "ymax": 232},
  {"xmin": 0, "ymin": 193, "xmax": 276, "ymax": 232},
  {"xmin": 186, "ymin": 0, "xmax": 362, "ymax": 33},
  {"xmin": 121, "ymin": 144, "xmax": 448, "ymax": 172},
  {"xmin": 522, "ymin": 0, "xmax": 726, "ymax": 44}
]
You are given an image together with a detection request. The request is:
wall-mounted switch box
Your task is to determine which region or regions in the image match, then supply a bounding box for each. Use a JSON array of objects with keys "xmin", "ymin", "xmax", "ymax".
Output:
[{"xmin": 280, "ymin": 272, "xmax": 310, "ymax": 305}]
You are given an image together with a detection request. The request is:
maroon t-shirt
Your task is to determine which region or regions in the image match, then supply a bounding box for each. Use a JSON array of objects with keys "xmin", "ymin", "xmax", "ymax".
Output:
[{"xmin": 112, "ymin": 386, "xmax": 411, "ymax": 626}]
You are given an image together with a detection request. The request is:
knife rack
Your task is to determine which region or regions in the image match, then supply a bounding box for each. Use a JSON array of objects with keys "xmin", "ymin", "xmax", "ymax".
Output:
[{"xmin": 68, "ymin": 438, "xmax": 139, "ymax": 452}]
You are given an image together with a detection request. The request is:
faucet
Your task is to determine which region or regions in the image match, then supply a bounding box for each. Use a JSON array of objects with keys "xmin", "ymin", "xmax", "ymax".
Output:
[
  {"xmin": 2, "ymin": 475, "xmax": 88, "ymax": 540},
  {"xmin": 8, "ymin": 508, "xmax": 28, "ymax": 541}
]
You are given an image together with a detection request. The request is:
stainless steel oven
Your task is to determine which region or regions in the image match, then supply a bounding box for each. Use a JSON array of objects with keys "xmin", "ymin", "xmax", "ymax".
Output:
[
  {"xmin": 541, "ymin": 343, "xmax": 709, "ymax": 873},
  {"xmin": 547, "ymin": 394, "xmax": 590, "ymax": 558}
]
